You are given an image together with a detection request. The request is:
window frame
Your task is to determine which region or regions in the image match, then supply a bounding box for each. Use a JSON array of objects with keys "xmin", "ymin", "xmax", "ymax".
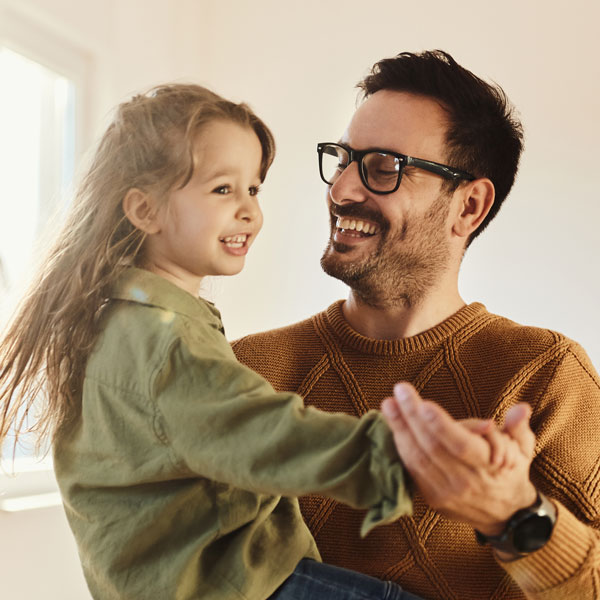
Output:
[{"xmin": 0, "ymin": 7, "xmax": 91, "ymax": 510}]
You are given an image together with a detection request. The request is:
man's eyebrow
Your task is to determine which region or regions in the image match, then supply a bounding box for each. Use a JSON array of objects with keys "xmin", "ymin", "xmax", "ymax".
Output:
[{"xmin": 338, "ymin": 140, "xmax": 406, "ymax": 154}]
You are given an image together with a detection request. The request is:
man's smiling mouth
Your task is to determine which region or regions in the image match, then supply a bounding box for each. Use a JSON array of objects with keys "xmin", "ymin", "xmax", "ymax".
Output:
[{"xmin": 335, "ymin": 216, "xmax": 380, "ymax": 237}]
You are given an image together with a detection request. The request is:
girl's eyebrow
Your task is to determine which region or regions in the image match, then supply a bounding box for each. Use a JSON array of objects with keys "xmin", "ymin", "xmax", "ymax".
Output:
[
  {"xmin": 200, "ymin": 159, "xmax": 245, "ymax": 180},
  {"xmin": 196, "ymin": 165, "xmax": 236, "ymax": 183},
  {"xmin": 201, "ymin": 165, "xmax": 262, "ymax": 183},
  {"xmin": 205, "ymin": 169, "xmax": 232, "ymax": 180}
]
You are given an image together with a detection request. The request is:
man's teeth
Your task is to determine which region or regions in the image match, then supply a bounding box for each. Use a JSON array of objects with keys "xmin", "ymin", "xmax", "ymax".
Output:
[
  {"xmin": 221, "ymin": 234, "xmax": 248, "ymax": 247},
  {"xmin": 336, "ymin": 217, "xmax": 379, "ymax": 235}
]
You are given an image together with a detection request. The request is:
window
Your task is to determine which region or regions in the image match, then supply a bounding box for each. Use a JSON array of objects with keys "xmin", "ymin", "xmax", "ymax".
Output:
[
  {"xmin": 0, "ymin": 10, "xmax": 88, "ymax": 509},
  {"xmin": 0, "ymin": 47, "xmax": 76, "ymax": 308}
]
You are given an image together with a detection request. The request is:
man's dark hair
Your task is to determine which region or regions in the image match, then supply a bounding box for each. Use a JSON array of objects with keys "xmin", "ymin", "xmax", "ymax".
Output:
[{"xmin": 358, "ymin": 50, "xmax": 524, "ymax": 245}]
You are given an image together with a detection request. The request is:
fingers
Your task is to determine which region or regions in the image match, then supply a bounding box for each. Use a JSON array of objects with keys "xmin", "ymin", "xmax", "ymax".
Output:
[
  {"xmin": 503, "ymin": 403, "xmax": 536, "ymax": 458},
  {"xmin": 381, "ymin": 396, "xmax": 401, "ymax": 421},
  {"xmin": 461, "ymin": 418, "xmax": 523, "ymax": 470},
  {"xmin": 382, "ymin": 383, "xmax": 534, "ymax": 479},
  {"xmin": 504, "ymin": 402, "xmax": 530, "ymax": 430},
  {"xmin": 381, "ymin": 395, "xmax": 456, "ymax": 496},
  {"xmin": 382, "ymin": 396, "xmax": 435, "ymax": 472},
  {"xmin": 393, "ymin": 383, "xmax": 492, "ymax": 468},
  {"xmin": 461, "ymin": 418, "xmax": 494, "ymax": 435},
  {"xmin": 463, "ymin": 418, "xmax": 507, "ymax": 468},
  {"xmin": 481, "ymin": 427, "xmax": 507, "ymax": 469},
  {"xmin": 381, "ymin": 386, "xmax": 538, "ymax": 526}
]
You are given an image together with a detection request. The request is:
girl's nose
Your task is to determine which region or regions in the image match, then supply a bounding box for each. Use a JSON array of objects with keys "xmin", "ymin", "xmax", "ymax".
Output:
[{"xmin": 238, "ymin": 194, "xmax": 261, "ymax": 223}]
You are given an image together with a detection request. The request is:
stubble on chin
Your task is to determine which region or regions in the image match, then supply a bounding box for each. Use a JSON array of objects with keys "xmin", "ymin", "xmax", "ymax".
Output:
[
  {"xmin": 320, "ymin": 204, "xmax": 387, "ymax": 288},
  {"xmin": 320, "ymin": 195, "xmax": 451, "ymax": 309},
  {"xmin": 320, "ymin": 236, "xmax": 381, "ymax": 292}
]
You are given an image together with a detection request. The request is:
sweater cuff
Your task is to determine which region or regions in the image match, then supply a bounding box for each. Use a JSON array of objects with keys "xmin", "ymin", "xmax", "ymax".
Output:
[
  {"xmin": 360, "ymin": 414, "xmax": 413, "ymax": 537},
  {"xmin": 499, "ymin": 499, "xmax": 594, "ymax": 592}
]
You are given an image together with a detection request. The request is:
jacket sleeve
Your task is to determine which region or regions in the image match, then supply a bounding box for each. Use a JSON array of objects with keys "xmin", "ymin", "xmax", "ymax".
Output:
[
  {"xmin": 500, "ymin": 342, "xmax": 600, "ymax": 599},
  {"xmin": 150, "ymin": 319, "xmax": 412, "ymax": 536}
]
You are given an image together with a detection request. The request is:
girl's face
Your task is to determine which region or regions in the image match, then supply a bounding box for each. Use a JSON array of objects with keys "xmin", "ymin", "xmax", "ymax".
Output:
[{"xmin": 145, "ymin": 120, "xmax": 264, "ymax": 295}]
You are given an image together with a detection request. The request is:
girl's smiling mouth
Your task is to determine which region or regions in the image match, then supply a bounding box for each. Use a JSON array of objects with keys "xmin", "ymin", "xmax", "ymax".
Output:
[
  {"xmin": 220, "ymin": 233, "xmax": 249, "ymax": 248},
  {"xmin": 220, "ymin": 233, "xmax": 251, "ymax": 255}
]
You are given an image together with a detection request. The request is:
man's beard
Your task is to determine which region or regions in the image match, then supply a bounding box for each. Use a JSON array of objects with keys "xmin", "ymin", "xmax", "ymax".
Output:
[{"xmin": 320, "ymin": 194, "xmax": 452, "ymax": 309}]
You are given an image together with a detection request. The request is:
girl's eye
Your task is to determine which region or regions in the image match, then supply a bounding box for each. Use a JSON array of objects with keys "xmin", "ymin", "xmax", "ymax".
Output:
[
  {"xmin": 213, "ymin": 185, "xmax": 231, "ymax": 195},
  {"xmin": 249, "ymin": 185, "xmax": 261, "ymax": 197}
]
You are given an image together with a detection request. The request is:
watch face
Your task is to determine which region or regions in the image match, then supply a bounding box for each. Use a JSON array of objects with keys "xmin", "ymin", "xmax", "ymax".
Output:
[{"xmin": 514, "ymin": 516, "xmax": 554, "ymax": 553}]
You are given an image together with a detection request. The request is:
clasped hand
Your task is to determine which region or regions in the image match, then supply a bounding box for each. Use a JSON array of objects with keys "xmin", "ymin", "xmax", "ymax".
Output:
[{"xmin": 381, "ymin": 383, "xmax": 537, "ymax": 537}]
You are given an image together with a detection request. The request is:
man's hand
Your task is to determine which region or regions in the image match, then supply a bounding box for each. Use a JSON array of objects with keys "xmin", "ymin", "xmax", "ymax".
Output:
[{"xmin": 381, "ymin": 382, "xmax": 537, "ymax": 536}]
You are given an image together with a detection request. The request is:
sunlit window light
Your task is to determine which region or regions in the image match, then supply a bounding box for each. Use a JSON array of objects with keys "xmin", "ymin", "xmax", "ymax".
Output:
[{"xmin": 0, "ymin": 46, "xmax": 76, "ymax": 463}]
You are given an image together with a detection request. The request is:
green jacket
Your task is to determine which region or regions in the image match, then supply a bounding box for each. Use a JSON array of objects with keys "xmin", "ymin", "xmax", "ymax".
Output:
[{"xmin": 54, "ymin": 268, "xmax": 411, "ymax": 599}]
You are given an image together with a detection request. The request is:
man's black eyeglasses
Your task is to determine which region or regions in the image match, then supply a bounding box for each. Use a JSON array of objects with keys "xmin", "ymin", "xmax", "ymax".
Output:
[{"xmin": 317, "ymin": 142, "xmax": 475, "ymax": 195}]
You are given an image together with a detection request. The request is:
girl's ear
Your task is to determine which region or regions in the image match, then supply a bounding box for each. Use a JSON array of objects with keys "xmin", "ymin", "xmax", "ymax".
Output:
[
  {"xmin": 123, "ymin": 189, "xmax": 161, "ymax": 234},
  {"xmin": 451, "ymin": 178, "xmax": 495, "ymax": 239}
]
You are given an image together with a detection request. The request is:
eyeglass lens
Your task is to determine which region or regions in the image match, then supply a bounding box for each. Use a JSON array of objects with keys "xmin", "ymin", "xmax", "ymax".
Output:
[
  {"xmin": 362, "ymin": 152, "xmax": 400, "ymax": 192},
  {"xmin": 320, "ymin": 145, "xmax": 401, "ymax": 193}
]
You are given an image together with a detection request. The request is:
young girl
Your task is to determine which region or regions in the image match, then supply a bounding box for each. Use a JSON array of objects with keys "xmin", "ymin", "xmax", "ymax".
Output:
[{"xmin": 0, "ymin": 84, "xmax": 443, "ymax": 599}]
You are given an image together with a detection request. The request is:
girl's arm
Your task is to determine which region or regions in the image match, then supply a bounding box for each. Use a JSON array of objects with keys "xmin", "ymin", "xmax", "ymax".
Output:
[{"xmin": 152, "ymin": 323, "xmax": 411, "ymax": 536}]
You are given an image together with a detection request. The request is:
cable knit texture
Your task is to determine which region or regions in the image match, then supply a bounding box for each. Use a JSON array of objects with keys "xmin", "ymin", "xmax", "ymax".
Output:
[{"xmin": 233, "ymin": 301, "xmax": 600, "ymax": 600}]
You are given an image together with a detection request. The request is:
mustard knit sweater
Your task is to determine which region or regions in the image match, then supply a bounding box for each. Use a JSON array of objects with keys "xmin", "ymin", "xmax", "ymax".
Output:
[{"xmin": 233, "ymin": 301, "xmax": 600, "ymax": 600}]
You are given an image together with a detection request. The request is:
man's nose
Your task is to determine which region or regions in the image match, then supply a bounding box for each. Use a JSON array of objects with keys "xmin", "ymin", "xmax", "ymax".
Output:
[{"xmin": 329, "ymin": 161, "xmax": 369, "ymax": 206}]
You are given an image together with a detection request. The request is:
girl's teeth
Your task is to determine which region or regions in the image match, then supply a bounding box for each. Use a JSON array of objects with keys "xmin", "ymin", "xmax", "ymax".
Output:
[{"xmin": 221, "ymin": 234, "xmax": 248, "ymax": 246}]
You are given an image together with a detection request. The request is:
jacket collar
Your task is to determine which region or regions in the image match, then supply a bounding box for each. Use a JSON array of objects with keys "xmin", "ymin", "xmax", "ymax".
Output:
[{"xmin": 110, "ymin": 267, "xmax": 222, "ymax": 324}]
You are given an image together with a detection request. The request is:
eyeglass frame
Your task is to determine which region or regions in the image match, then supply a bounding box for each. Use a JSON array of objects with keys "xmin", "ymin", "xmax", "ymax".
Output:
[{"xmin": 317, "ymin": 142, "xmax": 476, "ymax": 195}]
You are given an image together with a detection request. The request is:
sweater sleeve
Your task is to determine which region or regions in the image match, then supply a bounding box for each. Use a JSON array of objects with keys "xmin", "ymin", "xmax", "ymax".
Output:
[
  {"xmin": 500, "ymin": 342, "xmax": 600, "ymax": 598},
  {"xmin": 151, "ymin": 320, "xmax": 412, "ymax": 536}
]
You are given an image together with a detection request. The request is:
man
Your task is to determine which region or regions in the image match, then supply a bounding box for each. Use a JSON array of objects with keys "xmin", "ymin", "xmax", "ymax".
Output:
[{"xmin": 233, "ymin": 50, "xmax": 600, "ymax": 599}]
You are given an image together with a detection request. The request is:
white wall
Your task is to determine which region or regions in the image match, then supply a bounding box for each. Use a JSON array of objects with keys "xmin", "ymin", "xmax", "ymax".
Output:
[{"xmin": 0, "ymin": 0, "xmax": 598, "ymax": 598}]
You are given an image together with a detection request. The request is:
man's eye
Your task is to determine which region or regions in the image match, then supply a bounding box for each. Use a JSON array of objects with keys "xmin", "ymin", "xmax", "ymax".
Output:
[
  {"xmin": 213, "ymin": 185, "xmax": 231, "ymax": 195},
  {"xmin": 374, "ymin": 169, "xmax": 398, "ymax": 178},
  {"xmin": 249, "ymin": 185, "xmax": 261, "ymax": 197}
]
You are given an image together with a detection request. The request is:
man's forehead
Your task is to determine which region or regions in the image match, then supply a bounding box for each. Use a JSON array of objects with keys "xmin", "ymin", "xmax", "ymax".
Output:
[{"xmin": 342, "ymin": 90, "xmax": 449, "ymax": 157}]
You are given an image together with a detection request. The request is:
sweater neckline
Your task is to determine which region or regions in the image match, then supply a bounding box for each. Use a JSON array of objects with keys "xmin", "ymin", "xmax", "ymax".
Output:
[{"xmin": 323, "ymin": 300, "xmax": 488, "ymax": 355}]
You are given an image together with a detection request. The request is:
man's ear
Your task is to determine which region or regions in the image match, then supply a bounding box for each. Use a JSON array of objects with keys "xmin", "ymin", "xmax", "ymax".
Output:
[
  {"xmin": 451, "ymin": 178, "xmax": 495, "ymax": 239},
  {"xmin": 122, "ymin": 188, "xmax": 161, "ymax": 234}
]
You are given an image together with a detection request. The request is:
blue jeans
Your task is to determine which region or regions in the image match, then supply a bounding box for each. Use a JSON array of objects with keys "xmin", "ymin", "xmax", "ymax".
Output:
[{"xmin": 268, "ymin": 559, "xmax": 425, "ymax": 600}]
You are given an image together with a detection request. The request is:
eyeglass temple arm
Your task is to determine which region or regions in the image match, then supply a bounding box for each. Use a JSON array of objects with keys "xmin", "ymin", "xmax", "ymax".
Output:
[{"xmin": 406, "ymin": 156, "xmax": 475, "ymax": 181}]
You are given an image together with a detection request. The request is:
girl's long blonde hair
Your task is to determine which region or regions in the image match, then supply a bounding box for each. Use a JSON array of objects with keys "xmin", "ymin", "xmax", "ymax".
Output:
[{"xmin": 0, "ymin": 84, "xmax": 275, "ymax": 456}]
